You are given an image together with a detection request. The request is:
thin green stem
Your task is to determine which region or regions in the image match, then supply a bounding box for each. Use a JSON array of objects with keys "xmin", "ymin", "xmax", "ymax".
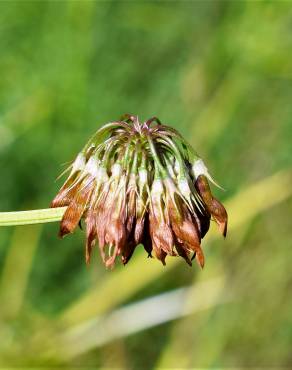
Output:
[
  {"xmin": 155, "ymin": 127, "xmax": 199, "ymax": 161},
  {"xmin": 156, "ymin": 135, "xmax": 186, "ymax": 179},
  {"xmin": 146, "ymin": 134, "xmax": 167, "ymax": 178},
  {"xmin": 0, "ymin": 207, "xmax": 67, "ymax": 227},
  {"xmin": 82, "ymin": 122, "xmax": 131, "ymax": 152}
]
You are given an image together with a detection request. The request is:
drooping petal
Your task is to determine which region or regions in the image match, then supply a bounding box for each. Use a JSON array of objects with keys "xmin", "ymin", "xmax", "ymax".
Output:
[
  {"xmin": 152, "ymin": 239, "xmax": 167, "ymax": 265},
  {"xmin": 59, "ymin": 178, "xmax": 94, "ymax": 237},
  {"xmin": 169, "ymin": 200, "xmax": 205, "ymax": 268},
  {"xmin": 51, "ymin": 174, "xmax": 81, "ymax": 208},
  {"xmin": 149, "ymin": 180, "xmax": 175, "ymax": 257},
  {"xmin": 174, "ymin": 236, "xmax": 192, "ymax": 266},
  {"xmin": 195, "ymin": 175, "xmax": 228, "ymax": 237},
  {"xmin": 85, "ymin": 208, "xmax": 98, "ymax": 264}
]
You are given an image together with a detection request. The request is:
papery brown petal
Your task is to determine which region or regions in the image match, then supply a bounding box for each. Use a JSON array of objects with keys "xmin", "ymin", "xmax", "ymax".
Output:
[
  {"xmin": 174, "ymin": 236, "xmax": 192, "ymax": 266},
  {"xmin": 195, "ymin": 247, "xmax": 205, "ymax": 268},
  {"xmin": 105, "ymin": 218, "xmax": 127, "ymax": 252},
  {"xmin": 195, "ymin": 175, "xmax": 228, "ymax": 237},
  {"xmin": 103, "ymin": 192, "xmax": 128, "ymax": 267},
  {"xmin": 210, "ymin": 198, "xmax": 228, "ymax": 237},
  {"xmin": 170, "ymin": 206, "xmax": 200, "ymax": 248},
  {"xmin": 134, "ymin": 192, "xmax": 147, "ymax": 245},
  {"xmin": 149, "ymin": 191, "xmax": 176, "ymax": 256},
  {"xmin": 51, "ymin": 174, "xmax": 81, "ymax": 208},
  {"xmin": 105, "ymin": 245, "xmax": 120, "ymax": 269},
  {"xmin": 126, "ymin": 186, "xmax": 137, "ymax": 235},
  {"xmin": 122, "ymin": 193, "xmax": 141, "ymax": 265},
  {"xmin": 95, "ymin": 189, "xmax": 110, "ymax": 251},
  {"xmin": 59, "ymin": 181, "xmax": 93, "ymax": 238},
  {"xmin": 152, "ymin": 241, "xmax": 167, "ymax": 265},
  {"xmin": 96, "ymin": 184, "xmax": 122, "ymax": 266},
  {"xmin": 134, "ymin": 217, "xmax": 145, "ymax": 245},
  {"xmin": 122, "ymin": 218, "xmax": 143, "ymax": 265},
  {"xmin": 149, "ymin": 211, "xmax": 175, "ymax": 256},
  {"xmin": 169, "ymin": 201, "xmax": 204, "ymax": 268},
  {"xmin": 105, "ymin": 191, "xmax": 127, "ymax": 248},
  {"xmin": 85, "ymin": 209, "xmax": 97, "ymax": 264}
]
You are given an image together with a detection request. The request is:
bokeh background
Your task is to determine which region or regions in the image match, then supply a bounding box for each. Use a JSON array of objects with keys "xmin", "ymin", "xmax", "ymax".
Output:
[{"xmin": 0, "ymin": 1, "xmax": 292, "ymax": 368}]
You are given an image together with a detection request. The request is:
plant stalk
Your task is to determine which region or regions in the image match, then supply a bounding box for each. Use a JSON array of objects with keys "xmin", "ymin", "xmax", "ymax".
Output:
[{"xmin": 0, "ymin": 207, "xmax": 66, "ymax": 227}]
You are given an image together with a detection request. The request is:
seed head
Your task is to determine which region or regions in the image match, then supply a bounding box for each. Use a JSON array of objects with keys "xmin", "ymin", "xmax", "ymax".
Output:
[{"xmin": 51, "ymin": 115, "xmax": 228, "ymax": 269}]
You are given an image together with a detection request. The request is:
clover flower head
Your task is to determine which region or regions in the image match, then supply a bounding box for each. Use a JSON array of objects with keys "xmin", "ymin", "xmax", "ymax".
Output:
[{"xmin": 51, "ymin": 114, "xmax": 228, "ymax": 269}]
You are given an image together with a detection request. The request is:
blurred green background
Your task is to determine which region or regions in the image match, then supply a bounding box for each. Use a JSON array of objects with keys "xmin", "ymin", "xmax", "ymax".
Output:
[{"xmin": 0, "ymin": 1, "xmax": 292, "ymax": 368}]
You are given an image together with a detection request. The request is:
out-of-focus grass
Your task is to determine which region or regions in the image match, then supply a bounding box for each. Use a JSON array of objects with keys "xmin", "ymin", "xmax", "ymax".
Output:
[
  {"xmin": 0, "ymin": 1, "xmax": 291, "ymax": 369},
  {"xmin": 0, "ymin": 225, "xmax": 42, "ymax": 319}
]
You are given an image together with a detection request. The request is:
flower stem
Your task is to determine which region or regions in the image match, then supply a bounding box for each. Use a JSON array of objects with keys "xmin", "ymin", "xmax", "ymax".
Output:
[{"xmin": 0, "ymin": 207, "xmax": 67, "ymax": 227}]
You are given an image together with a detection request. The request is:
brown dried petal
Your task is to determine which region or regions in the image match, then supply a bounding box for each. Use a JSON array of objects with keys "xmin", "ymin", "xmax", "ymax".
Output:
[
  {"xmin": 134, "ymin": 217, "xmax": 145, "ymax": 245},
  {"xmin": 152, "ymin": 240, "xmax": 167, "ymax": 265},
  {"xmin": 174, "ymin": 236, "xmax": 192, "ymax": 266},
  {"xmin": 134, "ymin": 192, "xmax": 147, "ymax": 245},
  {"xmin": 169, "ymin": 201, "xmax": 205, "ymax": 268},
  {"xmin": 51, "ymin": 173, "xmax": 81, "ymax": 208},
  {"xmin": 105, "ymin": 217, "xmax": 127, "ymax": 253},
  {"xmin": 195, "ymin": 175, "xmax": 228, "ymax": 237},
  {"xmin": 126, "ymin": 181, "xmax": 137, "ymax": 235},
  {"xmin": 149, "ymin": 204, "xmax": 175, "ymax": 256},
  {"xmin": 103, "ymin": 188, "xmax": 128, "ymax": 267},
  {"xmin": 105, "ymin": 245, "xmax": 120, "ymax": 269},
  {"xmin": 95, "ymin": 184, "xmax": 112, "ymax": 252},
  {"xmin": 59, "ymin": 179, "xmax": 94, "ymax": 238},
  {"xmin": 85, "ymin": 209, "xmax": 98, "ymax": 264}
]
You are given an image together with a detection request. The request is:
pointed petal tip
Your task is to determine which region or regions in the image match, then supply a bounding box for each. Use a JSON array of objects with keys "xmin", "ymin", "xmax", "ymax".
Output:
[
  {"xmin": 218, "ymin": 220, "xmax": 228, "ymax": 237},
  {"xmin": 185, "ymin": 259, "xmax": 192, "ymax": 267},
  {"xmin": 196, "ymin": 251, "xmax": 205, "ymax": 269},
  {"xmin": 206, "ymin": 174, "xmax": 225, "ymax": 191},
  {"xmin": 197, "ymin": 259, "xmax": 205, "ymax": 269}
]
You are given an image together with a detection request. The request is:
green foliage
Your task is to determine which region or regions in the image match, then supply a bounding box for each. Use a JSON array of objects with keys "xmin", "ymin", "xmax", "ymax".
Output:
[{"xmin": 0, "ymin": 1, "xmax": 291, "ymax": 368}]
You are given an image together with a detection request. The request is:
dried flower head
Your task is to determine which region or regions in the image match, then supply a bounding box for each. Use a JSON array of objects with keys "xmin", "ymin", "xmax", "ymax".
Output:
[{"xmin": 51, "ymin": 114, "xmax": 228, "ymax": 269}]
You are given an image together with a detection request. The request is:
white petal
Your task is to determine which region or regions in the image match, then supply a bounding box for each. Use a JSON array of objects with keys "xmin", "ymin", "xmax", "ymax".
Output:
[
  {"xmin": 178, "ymin": 178, "xmax": 191, "ymax": 196},
  {"xmin": 138, "ymin": 169, "xmax": 148, "ymax": 184},
  {"xmin": 111, "ymin": 163, "xmax": 122, "ymax": 178},
  {"xmin": 85, "ymin": 156, "xmax": 99, "ymax": 177},
  {"xmin": 152, "ymin": 179, "xmax": 164, "ymax": 195},
  {"xmin": 71, "ymin": 153, "xmax": 86, "ymax": 173},
  {"xmin": 97, "ymin": 167, "xmax": 109, "ymax": 182}
]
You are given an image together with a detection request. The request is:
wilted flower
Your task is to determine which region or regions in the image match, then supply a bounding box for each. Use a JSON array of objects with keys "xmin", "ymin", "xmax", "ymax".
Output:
[{"xmin": 51, "ymin": 114, "xmax": 228, "ymax": 269}]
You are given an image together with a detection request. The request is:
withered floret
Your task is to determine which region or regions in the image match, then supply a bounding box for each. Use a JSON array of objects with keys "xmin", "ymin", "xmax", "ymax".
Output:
[{"xmin": 51, "ymin": 114, "xmax": 228, "ymax": 269}]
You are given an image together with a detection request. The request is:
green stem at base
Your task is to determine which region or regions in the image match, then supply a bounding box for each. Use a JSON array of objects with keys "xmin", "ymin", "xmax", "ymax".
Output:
[{"xmin": 0, "ymin": 207, "xmax": 67, "ymax": 227}]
